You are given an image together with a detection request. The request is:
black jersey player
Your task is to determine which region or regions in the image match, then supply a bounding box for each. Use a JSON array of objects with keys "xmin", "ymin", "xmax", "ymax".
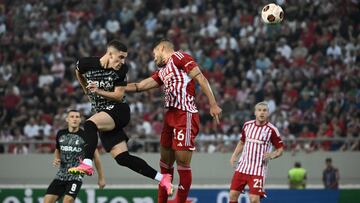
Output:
[
  {"xmin": 68, "ymin": 40, "xmax": 173, "ymax": 195},
  {"xmin": 44, "ymin": 110, "xmax": 105, "ymax": 203}
]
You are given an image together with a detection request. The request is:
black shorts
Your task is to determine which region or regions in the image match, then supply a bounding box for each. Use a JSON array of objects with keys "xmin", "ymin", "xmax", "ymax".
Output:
[
  {"xmin": 99, "ymin": 103, "xmax": 130, "ymax": 152},
  {"xmin": 45, "ymin": 179, "xmax": 82, "ymax": 199}
]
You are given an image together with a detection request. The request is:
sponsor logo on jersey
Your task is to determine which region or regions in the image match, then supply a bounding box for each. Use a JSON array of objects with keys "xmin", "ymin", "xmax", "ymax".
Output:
[
  {"xmin": 247, "ymin": 138, "xmax": 265, "ymax": 145},
  {"xmin": 60, "ymin": 146, "xmax": 82, "ymax": 152}
]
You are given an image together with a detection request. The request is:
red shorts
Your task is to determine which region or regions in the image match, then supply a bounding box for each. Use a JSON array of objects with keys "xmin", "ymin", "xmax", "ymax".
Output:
[
  {"xmin": 230, "ymin": 172, "xmax": 266, "ymax": 198},
  {"xmin": 160, "ymin": 107, "xmax": 200, "ymax": 151}
]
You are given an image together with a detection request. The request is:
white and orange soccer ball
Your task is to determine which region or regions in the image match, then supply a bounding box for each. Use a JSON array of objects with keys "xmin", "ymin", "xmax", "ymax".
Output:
[{"xmin": 261, "ymin": 3, "xmax": 284, "ymax": 24}]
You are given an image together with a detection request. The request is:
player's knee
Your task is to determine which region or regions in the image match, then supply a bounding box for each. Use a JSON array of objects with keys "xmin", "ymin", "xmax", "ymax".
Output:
[
  {"xmin": 229, "ymin": 190, "xmax": 240, "ymax": 201},
  {"xmin": 115, "ymin": 151, "xmax": 130, "ymax": 166},
  {"xmin": 176, "ymin": 159, "xmax": 191, "ymax": 167},
  {"xmin": 62, "ymin": 195, "xmax": 75, "ymax": 203},
  {"xmin": 84, "ymin": 120, "xmax": 98, "ymax": 131},
  {"xmin": 249, "ymin": 194, "xmax": 260, "ymax": 203},
  {"xmin": 43, "ymin": 195, "xmax": 56, "ymax": 203}
]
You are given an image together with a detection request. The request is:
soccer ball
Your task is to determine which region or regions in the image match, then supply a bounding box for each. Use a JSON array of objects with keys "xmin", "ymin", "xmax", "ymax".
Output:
[{"xmin": 261, "ymin": 3, "xmax": 284, "ymax": 24}]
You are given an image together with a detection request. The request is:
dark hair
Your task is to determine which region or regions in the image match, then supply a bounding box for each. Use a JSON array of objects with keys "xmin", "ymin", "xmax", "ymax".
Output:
[
  {"xmin": 153, "ymin": 38, "xmax": 172, "ymax": 48},
  {"xmin": 295, "ymin": 162, "xmax": 301, "ymax": 167},
  {"xmin": 107, "ymin": 40, "xmax": 127, "ymax": 52},
  {"xmin": 326, "ymin": 158, "xmax": 332, "ymax": 162}
]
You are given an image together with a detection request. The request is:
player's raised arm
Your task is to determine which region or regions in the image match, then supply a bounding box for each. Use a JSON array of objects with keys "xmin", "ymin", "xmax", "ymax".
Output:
[
  {"xmin": 75, "ymin": 69, "xmax": 88, "ymax": 94},
  {"xmin": 188, "ymin": 66, "xmax": 222, "ymax": 124},
  {"xmin": 126, "ymin": 77, "xmax": 160, "ymax": 93}
]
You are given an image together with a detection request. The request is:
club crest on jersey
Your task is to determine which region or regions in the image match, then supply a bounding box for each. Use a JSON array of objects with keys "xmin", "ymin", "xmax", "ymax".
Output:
[
  {"xmin": 106, "ymin": 105, "xmax": 114, "ymax": 110},
  {"xmin": 75, "ymin": 140, "xmax": 79, "ymax": 145}
]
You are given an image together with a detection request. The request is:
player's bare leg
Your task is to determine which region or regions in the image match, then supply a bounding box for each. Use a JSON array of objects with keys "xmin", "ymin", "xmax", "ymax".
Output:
[
  {"xmin": 62, "ymin": 195, "xmax": 75, "ymax": 203},
  {"xmin": 43, "ymin": 194, "xmax": 58, "ymax": 203},
  {"xmin": 158, "ymin": 146, "xmax": 176, "ymax": 203},
  {"xmin": 229, "ymin": 190, "xmax": 241, "ymax": 203},
  {"xmin": 175, "ymin": 150, "xmax": 193, "ymax": 203},
  {"xmin": 249, "ymin": 194, "xmax": 260, "ymax": 203}
]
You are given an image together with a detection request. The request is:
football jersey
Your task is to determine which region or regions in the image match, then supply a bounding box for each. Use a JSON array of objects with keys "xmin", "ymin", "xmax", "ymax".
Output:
[
  {"xmin": 55, "ymin": 129, "xmax": 86, "ymax": 181},
  {"xmin": 236, "ymin": 120, "xmax": 283, "ymax": 177},
  {"xmin": 76, "ymin": 57, "xmax": 128, "ymax": 112},
  {"xmin": 151, "ymin": 51, "xmax": 198, "ymax": 113}
]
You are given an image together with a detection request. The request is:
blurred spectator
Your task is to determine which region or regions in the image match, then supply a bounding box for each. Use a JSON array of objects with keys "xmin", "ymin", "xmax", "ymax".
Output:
[
  {"xmin": 323, "ymin": 158, "xmax": 340, "ymax": 189},
  {"xmin": 0, "ymin": 0, "xmax": 358, "ymax": 153},
  {"xmin": 288, "ymin": 162, "xmax": 307, "ymax": 189},
  {"xmin": 23, "ymin": 118, "xmax": 40, "ymax": 139}
]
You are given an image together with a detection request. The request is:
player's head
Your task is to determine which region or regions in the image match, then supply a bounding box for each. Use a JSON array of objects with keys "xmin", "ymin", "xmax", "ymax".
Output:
[
  {"xmin": 66, "ymin": 109, "xmax": 81, "ymax": 128},
  {"xmin": 254, "ymin": 101, "xmax": 269, "ymax": 124},
  {"xmin": 152, "ymin": 39, "xmax": 174, "ymax": 67},
  {"xmin": 325, "ymin": 158, "xmax": 332, "ymax": 167},
  {"xmin": 106, "ymin": 40, "xmax": 128, "ymax": 70}
]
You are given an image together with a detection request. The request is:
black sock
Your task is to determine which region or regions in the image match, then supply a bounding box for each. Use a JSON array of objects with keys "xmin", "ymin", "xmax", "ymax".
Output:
[
  {"xmin": 115, "ymin": 151, "xmax": 157, "ymax": 179},
  {"xmin": 83, "ymin": 120, "xmax": 98, "ymax": 159}
]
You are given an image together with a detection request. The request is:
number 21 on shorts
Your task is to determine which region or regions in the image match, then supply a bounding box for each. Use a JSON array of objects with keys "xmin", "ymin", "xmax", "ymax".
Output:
[
  {"xmin": 253, "ymin": 178, "xmax": 263, "ymax": 188},
  {"xmin": 173, "ymin": 129, "xmax": 184, "ymax": 141}
]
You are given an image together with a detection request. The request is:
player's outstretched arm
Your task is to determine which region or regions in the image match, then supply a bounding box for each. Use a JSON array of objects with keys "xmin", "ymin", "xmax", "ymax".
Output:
[
  {"xmin": 93, "ymin": 149, "xmax": 106, "ymax": 189},
  {"xmin": 189, "ymin": 66, "xmax": 222, "ymax": 124},
  {"xmin": 126, "ymin": 77, "xmax": 159, "ymax": 93},
  {"xmin": 52, "ymin": 149, "xmax": 61, "ymax": 167},
  {"xmin": 75, "ymin": 69, "xmax": 88, "ymax": 94},
  {"xmin": 230, "ymin": 140, "xmax": 244, "ymax": 167}
]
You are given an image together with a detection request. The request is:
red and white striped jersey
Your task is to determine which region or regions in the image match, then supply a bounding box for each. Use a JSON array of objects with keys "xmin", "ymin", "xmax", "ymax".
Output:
[
  {"xmin": 152, "ymin": 51, "xmax": 198, "ymax": 113},
  {"xmin": 235, "ymin": 120, "xmax": 283, "ymax": 177}
]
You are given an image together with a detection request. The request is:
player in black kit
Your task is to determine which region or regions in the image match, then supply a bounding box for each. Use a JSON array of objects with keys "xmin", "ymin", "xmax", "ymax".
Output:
[
  {"xmin": 44, "ymin": 110, "xmax": 105, "ymax": 203},
  {"xmin": 68, "ymin": 40, "xmax": 173, "ymax": 195}
]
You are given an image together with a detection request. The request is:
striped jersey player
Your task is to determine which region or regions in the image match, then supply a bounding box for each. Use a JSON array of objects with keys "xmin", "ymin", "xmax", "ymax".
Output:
[
  {"xmin": 229, "ymin": 102, "xmax": 284, "ymax": 203},
  {"xmin": 126, "ymin": 39, "xmax": 222, "ymax": 203}
]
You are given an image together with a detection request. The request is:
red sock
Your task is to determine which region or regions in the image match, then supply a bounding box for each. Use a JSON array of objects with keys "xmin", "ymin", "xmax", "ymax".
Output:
[
  {"xmin": 229, "ymin": 201, "xmax": 238, "ymax": 203},
  {"xmin": 158, "ymin": 160, "xmax": 174, "ymax": 203},
  {"xmin": 176, "ymin": 165, "xmax": 192, "ymax": 203}
]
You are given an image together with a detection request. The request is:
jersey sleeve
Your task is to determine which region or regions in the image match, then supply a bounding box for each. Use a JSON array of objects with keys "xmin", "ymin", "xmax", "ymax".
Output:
[
  {"xmin": 76, "ymin": 57, "xmax": 101, "ymax": 74},
  {"xmin": 114, "ymin": 64, "xmax": 128, "ymax": 86},
  {"xmin": 172, "ymin": 52, "xmax": 198, "ymax": 73},
  {"xmin": 151, "ymin": 70, "xmax": 164, "ymax": 86},
  {"xmin": 240, "ymin": 124, "xmax": 246, "ymax": 143},
  {"xmin": 270, "ymin": 127, "xmax": 284, "ymax": 149},
  {"xmin": 55, "ymin": 131, "xmax": 61, "ymax": 150}
]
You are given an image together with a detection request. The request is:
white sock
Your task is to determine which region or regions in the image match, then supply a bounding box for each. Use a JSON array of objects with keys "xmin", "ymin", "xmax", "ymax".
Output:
[
  {"xmin": 155, "ymin": 172, "xmax": 163, "ymax": 182},
  {"xmin": 83, "ymin": 159, "xmax": 93, "ymax": 167}
]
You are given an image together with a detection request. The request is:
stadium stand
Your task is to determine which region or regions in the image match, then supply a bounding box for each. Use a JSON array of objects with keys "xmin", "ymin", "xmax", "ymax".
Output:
[{"xmin": 0, "ymin": 0, "xmax": 359, "ymax": 154}]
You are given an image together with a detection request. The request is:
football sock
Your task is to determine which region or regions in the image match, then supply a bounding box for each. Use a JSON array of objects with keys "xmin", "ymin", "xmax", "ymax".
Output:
[
  {"xmin": 115, "ymin": 151, "xmax": 157, "ymax": 179},
  {"xmin": 155, "ymin": 172, "xmax": 164, "ymax": 182},
  {"xmin": 177, "ymin": 165, "xmax": 192, "ymax": 203},
  {"xmin": 84, "ymin": 120, "xmax": 98, "ymax": 160},
  {"xmin": 158, "ymin": 160, "xmax": 174, "ymax": 203}
]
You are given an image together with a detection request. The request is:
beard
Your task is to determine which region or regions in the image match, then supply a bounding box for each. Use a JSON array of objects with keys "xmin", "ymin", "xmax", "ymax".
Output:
[{"xmin": 155, "ymin": 56, "xmax": 166, "ymax": 67}]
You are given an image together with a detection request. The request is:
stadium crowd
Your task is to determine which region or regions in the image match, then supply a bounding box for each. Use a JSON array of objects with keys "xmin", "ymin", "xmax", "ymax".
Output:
[{"xmin": 0, "ymin": 0, "xmax": 359, "ymax": 154}]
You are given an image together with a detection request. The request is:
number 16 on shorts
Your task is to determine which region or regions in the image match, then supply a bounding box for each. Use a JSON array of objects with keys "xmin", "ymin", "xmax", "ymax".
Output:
[{"xmin": 173, "ymin": 129, "xmax": 185, "ymax": 141}]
